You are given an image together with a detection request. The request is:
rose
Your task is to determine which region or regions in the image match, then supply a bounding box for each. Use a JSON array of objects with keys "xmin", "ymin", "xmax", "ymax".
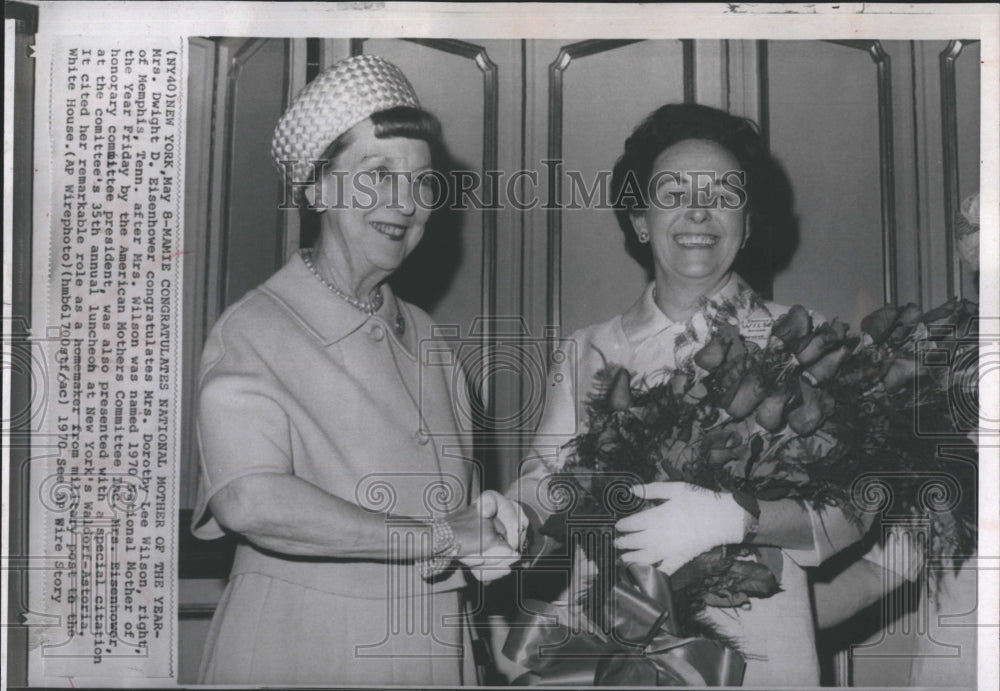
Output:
[
  {"xmin": 597, "ymin": 425, "xmax": 624, "ymax": 449},
  {"xmin": 666, "ymin": 372, "xmax": 706, "ymax": 428},
  {"xmin": 725, "ymin": 372, "xmax": 768, "ymax": 420},
  {"xmin": 694, "ymin": 322, "xmax": 746, "ymax": 371},
  {"xmin": 899, "ymin": 303, "xmax": 922, "ymax": 325},
  {"xmin": 886, "ymin": 303, "xmax": 923, "ymax": 346},
  {"xmin": 771, "ymin": 305, "xmax": 813, "ymax": 351},
  {"xmin": 795, "ymin": 319, "xmax": 849, "ymax": 366},
  {"xmin": 694, "ymin": 337, "xmax": 729, "ymax": 371},
  {"xmin": 716, "ymin": 322, "xmax": 746, "ymax": 363},
  {"xmin": 804, "ymin": 344, "xmax": 852, "ymax": 384},
  {"xmin": 880, "ymin": 354, "xmax": 921, "ymax": 393},
  {"xmin": 714, "ymin": 359, "xmax": 749, "ymax": 404},
  {"xmin": 921, "ymin": 298, "xmax": 960, "ymax": 327},
  {"xmin": 755, "ymin": 391, "xmax": 790, "ymax": 432},
  {"xmin": 861, "ymin": 305, "xmax": 900, "ymax": 345},
  {"xmin": 700, "ymin": 429, "xmax": 750, "ymax": 467},
  {"xmin": 786, "ymin": 378, "xmax": 835, "ymax": 436},
  {"xmin": 922, "ymin": 298, "xmax": 977, "ymax": 341}
]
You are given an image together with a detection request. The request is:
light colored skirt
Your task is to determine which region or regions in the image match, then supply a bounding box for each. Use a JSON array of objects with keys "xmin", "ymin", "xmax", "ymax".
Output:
[
  {"xmin": 701, "ymin": 552, "xmax": 821, "ymax": 687},
  {"xmin": 199, "ymin": 572, "xmax": 474, "ymax": 686}
]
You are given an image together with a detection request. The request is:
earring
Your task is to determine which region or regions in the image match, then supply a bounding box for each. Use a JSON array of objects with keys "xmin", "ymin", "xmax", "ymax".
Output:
[{"xmin": 638, "ymin": 230, "xmax": 650, "ymax": 244}]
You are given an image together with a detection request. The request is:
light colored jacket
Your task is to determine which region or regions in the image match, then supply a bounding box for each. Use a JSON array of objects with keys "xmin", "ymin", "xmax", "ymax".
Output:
[{"xmin": 192, "ymin": 252, "xmax": 473, "ymax": 597}]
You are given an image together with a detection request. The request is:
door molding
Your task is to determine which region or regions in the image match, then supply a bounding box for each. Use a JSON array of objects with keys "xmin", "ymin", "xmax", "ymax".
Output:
[
  {"xmin": 940, "ymin": 39, "xmax": 979, "ymax": 299},
  {"xmin": 546, "ymin": 39, "xmax": 691, "ymax": 341},
  {"xmin": 826, "ymin": 40, "xmax": 899, "ymax": 305}
]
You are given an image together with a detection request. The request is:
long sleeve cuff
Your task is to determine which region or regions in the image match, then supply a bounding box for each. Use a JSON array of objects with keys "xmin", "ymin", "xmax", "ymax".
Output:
[{"xmin": 783, "ymin": 503, "xmax": 871, "ymax": 567}]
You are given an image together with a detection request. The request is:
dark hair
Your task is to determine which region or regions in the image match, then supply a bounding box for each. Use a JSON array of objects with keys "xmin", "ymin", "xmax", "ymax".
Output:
[
  {"xmin": 610, "ymin": 103, "xmax": 772, "ymax": 271},
  {"xmin": 318, "ymin": 105, "xmax": 445, "ymax": 174},
  {"xmin": 300, "ymin": 105, "xmax": 446, "ymax": 246}
]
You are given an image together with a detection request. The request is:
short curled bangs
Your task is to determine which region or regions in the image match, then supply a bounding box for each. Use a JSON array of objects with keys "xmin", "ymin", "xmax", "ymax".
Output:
[
  {"xmin": 319, "ymin": 105, "xmax": 445, "ymax": 173},
  {"xmin": 298, "ymin": 106, "xmax": 446, "ymax": 247}
]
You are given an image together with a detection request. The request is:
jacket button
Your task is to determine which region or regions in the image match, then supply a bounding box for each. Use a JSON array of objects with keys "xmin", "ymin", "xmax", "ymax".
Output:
[
  {"xmin": 415, "ymin": 429, "xmax": 430, "ymax": 445},
  {"xmin": 369, "ymin": 324, "xmax": 385, "ymax": 342}
]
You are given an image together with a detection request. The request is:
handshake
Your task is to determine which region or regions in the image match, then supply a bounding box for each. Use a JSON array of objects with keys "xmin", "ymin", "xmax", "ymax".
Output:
[{"xmin": 448, "ymin": 490, "xmax": 528, "ymax": 583}]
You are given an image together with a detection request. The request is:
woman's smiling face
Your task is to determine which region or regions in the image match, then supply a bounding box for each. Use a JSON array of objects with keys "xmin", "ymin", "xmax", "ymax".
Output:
[
  {"xmin": 631, "ymin": 138, "xmax": 748, "ymax": 292},
  {"xmin": 319, "ymin": 118, "xmax": 433, "ymax": 281}
]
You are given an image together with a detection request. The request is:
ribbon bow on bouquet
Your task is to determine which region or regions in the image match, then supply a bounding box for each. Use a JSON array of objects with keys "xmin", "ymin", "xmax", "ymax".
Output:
[{"xmin": 503, "ymin": 561, "xmax": 745, "ymax": 686}]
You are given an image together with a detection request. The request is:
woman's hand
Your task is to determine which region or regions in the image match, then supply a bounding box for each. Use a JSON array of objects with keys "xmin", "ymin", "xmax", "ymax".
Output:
[
  {"xmin": 488, "ymin": 491, "xmax": 531, "ymax": 553},
  {"xmin": 615, "ymin": 482, "xmax": 746, "ymax": 575},
  {"xmin": 450, "ymin": 490, "xmax": 527, "ymax": 582}
]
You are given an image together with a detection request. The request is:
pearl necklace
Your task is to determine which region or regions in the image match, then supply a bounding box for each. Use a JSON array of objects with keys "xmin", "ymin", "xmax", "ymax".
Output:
[
  {"xmin": 301, "ymin": 248, "xmax": 405, "ymax": 336},
  {"xmin": 301, "ymin": 248, "xmax": 383, "ymax": 314}
]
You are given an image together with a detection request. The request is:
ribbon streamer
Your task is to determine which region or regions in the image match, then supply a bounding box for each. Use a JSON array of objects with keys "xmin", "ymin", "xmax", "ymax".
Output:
[{"xmin": 503, "ymin": 562, "xmax": 745, "ymax": 686}]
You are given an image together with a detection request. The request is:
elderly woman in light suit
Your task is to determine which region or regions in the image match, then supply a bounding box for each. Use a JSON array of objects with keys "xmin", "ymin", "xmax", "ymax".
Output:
[{"xmin": 192, "ymin": 55, "xmax": 525, "ymax": 686}]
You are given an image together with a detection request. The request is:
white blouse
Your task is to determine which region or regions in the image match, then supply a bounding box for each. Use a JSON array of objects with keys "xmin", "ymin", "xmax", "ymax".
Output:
[{"xmin": 511, "ymin": 274, "xmax": 868, "ymax": 686}]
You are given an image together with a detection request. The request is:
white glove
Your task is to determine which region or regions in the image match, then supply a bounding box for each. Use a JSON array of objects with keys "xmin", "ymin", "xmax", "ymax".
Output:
[{"xmin": 615, "ymin": 482, "xmax": 747, "ymax": 575}]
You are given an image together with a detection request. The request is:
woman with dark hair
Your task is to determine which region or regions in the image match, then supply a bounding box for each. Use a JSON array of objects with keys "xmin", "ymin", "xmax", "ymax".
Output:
[
  {"xmin": 611, "ymin": 103, "xmax": 773, "ymax": 274},
  {"xmin": 192, "ymin": 55, "xmax": 526, "ymax": 685},
  {"xmin": 511, "ymin": 103, "xmax": 869, "ymax": 685}
]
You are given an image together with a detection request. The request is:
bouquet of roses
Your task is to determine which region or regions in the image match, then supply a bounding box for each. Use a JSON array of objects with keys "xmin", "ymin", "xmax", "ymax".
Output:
[{"xmin": 507, "ymin": 297, "xmax": 979, "ymax": 685}]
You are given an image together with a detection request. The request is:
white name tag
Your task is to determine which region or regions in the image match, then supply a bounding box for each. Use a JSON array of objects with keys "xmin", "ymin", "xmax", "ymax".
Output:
[{"xmin": 741, "ymin": 316, "xmax": 774, "ymax": 347}]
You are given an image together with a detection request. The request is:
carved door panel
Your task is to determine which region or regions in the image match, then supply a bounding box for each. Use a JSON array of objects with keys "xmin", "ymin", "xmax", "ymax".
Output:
[
  {"xmin": 766, "ymin": 40, "xmax": 892, "ymax": 326},
  {"xmin": 181, "ymin": 37, "xmax": 304, "ymax": 509}
]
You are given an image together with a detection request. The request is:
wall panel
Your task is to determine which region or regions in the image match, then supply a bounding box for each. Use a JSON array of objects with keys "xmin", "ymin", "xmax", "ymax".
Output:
[
  {"xmin": 221, "ymin": 39, "xmax": 289, "ymax": 312},
  {"xmin": 768, "ymin": 40, "xmax": 886, "ymax": 327},
  {"xmin": 544, "ymin": 39, "xmax": 688, "ymax": 336},
  {"xmin": 955, "ymin": 40, "xmax": 981, "ymax": 299}
]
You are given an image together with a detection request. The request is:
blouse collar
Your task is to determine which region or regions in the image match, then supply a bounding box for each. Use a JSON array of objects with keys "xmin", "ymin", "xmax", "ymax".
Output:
[
  {"xmin": 261, "ymin": 251, "xmax": 404, "ymax": 348},
  {"xmin": 620, "ymin": 273, "xmax": 757, "ymax": 345}
]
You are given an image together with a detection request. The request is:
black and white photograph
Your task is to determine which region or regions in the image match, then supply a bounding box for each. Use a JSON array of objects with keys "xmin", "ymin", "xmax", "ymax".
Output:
[{"xmin": 3, "ymin": 3, "xmax": 998, "ymax": 689}]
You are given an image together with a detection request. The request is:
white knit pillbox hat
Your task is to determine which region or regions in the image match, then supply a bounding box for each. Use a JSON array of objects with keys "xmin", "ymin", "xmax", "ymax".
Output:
[{"xmin": 271, "ymin": 54, "xmax": 421, "ymax": 186}]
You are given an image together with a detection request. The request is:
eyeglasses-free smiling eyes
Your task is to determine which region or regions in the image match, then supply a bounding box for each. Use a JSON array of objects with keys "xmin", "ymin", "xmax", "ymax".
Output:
[{"xmin": 649, "ymin": 170, "xmax": 748, "ymax": 211}]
